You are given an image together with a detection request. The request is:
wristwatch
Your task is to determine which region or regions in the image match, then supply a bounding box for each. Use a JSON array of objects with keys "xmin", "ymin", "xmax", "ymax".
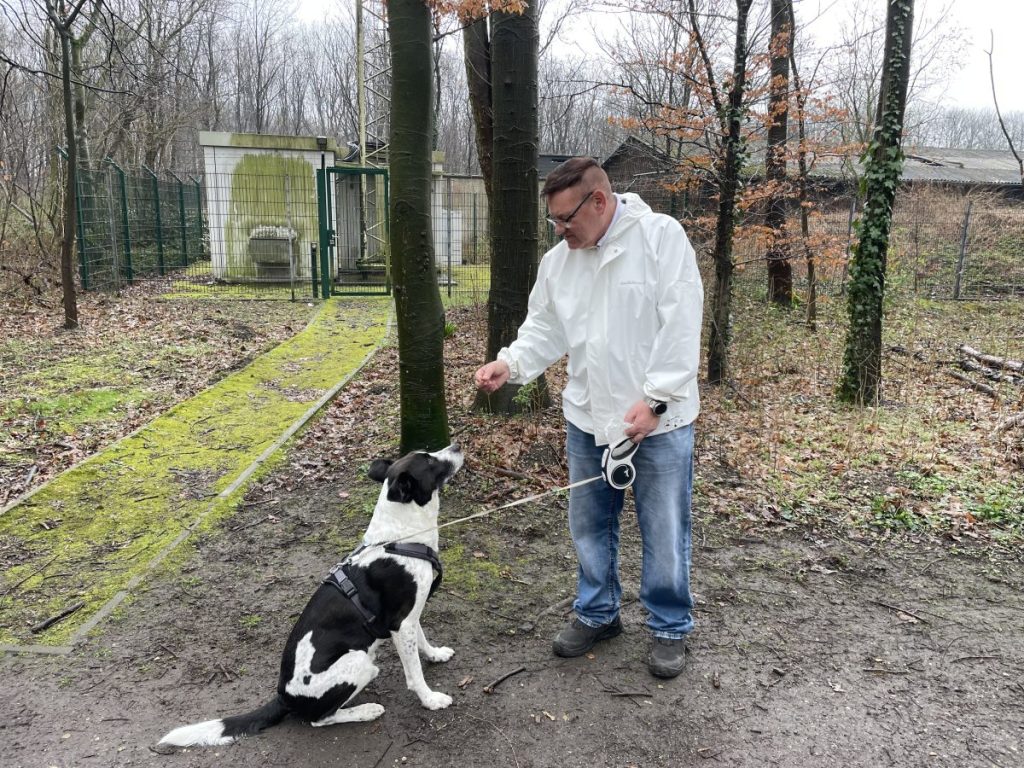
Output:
[{"xmin": 644, "ymin": 396, "xmax": 668, "ymax": 416}]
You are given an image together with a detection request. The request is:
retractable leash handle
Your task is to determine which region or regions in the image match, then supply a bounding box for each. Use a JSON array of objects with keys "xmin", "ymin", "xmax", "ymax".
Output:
[{"xmin": 601, "ymin": 437, "xmax": 640, "ymax": 490}]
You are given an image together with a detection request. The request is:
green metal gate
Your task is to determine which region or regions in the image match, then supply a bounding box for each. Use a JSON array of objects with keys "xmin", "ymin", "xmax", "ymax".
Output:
[{"xmin": 316, "ymin": 165, "xmax": 391, "ymax": 297}]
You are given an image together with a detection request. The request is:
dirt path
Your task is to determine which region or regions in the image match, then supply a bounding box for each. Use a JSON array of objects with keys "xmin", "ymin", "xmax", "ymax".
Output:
[
  {"xmin": 2, "ymin": 462, "xmax": 1022, "ymax": 768},
  {"xmin": 3, "ymin": 302, "xmax": 1022, "ymax": 767}
]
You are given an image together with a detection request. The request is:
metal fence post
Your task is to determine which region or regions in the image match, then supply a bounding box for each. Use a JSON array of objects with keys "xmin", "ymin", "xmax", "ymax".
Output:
[
  {"xmin": 143, "ymin": 165, "xmax": 165, "ymax": 276},
  {"xmin": 446, "ymin": 175, "xmax": 453, "ymax": 298},
  {"xmin": 189, "ymin": 176, "xmax": 204, "ymax": 260},
  {"xmin": 953, "ymin": 200, "xmax": 973, "ymax": 300},
  {"xmin": 310, "ymin": 243, "xmax": 320, "ymax": 298},
  {"xmin": 105, "ymin": 158, "xmax": 133, "ymax": 285},
  {"xmin": 167, "ymin": 170, "xmax": 188, "ymax": 266},
  {"xmin": 317, "ymin": 167, "xmax": 332, "ymax": 299},
  {"xmin": 471, "ymin": 192, "xmax": 478, "ymax": 262}
]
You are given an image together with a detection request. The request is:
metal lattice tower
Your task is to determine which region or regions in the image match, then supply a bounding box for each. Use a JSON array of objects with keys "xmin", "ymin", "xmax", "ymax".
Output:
[{"xmin": 357, "ymin": 0, "xmax": 390, "ymax": 167}]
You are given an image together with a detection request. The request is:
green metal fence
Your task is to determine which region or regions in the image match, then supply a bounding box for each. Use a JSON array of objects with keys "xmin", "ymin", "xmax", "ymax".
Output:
[
  {"xmin": 62, "ymin": 153, "xmax": 1021, "ymax": 303},
  {"xmin": 63, "ymin": 154, "xmax": 206, "ymax": 292}
]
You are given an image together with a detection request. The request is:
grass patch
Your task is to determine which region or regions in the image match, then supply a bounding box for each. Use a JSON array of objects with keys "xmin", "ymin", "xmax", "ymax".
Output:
[
  {"xmin": 701, "ymin": 279, "xmax": 1024, "ymax": 543},
  {"xmin": 0, "ymin": 297, "xmax": 391, "ymax": 646}
]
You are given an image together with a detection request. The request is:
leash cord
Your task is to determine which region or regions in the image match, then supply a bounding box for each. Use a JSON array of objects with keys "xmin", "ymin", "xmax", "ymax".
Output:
[{"xmin": 365, "ymin": 474, "xmax": 603, "ymax": 551}]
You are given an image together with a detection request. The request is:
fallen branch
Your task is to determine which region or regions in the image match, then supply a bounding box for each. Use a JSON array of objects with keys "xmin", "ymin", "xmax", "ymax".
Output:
[
  {"xmin": 958, "ymin": 345, "xmax": 1024, "ymax": 375},
  {"xmin": 483, "ymin": 665, "xmax": 526, "ymax": 694},
  {"xmin": 30, "ymin": 600, "xmax": 85, "ymax": 634},
  {"xmin": 958, "ymin": 358, "xmax": 1021, "ymax": 386},
  {"xmin": 994, "ymin": 413, "xmax": 1024, "ymax": 434},
  {"xmin": 946, "ymin": 371, "xmax": 998, "ymax": 399}
]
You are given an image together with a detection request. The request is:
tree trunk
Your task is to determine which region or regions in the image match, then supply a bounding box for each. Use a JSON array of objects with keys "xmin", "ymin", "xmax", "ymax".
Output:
[
  {"xmin": 463, "ymin": 17, "xmax": 493, "ymax": 201},
  {"xmin": 467, "ymin": 5, "xmax": 547, "ymax": 414},
  {"xmin": 837, "ymin": 0, "xmax": 915, "ymax": 405},
  {"xmin": 706, "ymin": 0, "xmax": 753, "ymax": 385},
  {"xmin": 765, "ymin": 0, "xmax": 792, "ymax": 306},
  {"xmin": 48, "ymin": 0, "xmax": 79, "ymax": 329},
  {"xmin": 784, "ymin": 0, "xmax": 816, "ymax": 331},
  {"xmin": 388, "ymin": 0, "xmax": 450, "ymax": 451}
]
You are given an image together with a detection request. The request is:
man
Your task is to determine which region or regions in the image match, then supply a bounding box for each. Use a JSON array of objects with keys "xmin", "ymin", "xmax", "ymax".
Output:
[{"xmin": 474, "ymin": 157, "xmax": 703, "ymax": 678}]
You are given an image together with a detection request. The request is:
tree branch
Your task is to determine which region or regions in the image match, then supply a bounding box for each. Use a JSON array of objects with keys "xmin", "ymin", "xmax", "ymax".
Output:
[{"xmin": 986, "ymin": 31, "xmax": 1024, "ymax": 185}]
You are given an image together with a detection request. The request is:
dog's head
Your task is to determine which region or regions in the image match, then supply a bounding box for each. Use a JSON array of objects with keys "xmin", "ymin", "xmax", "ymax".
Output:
[{"xmin": 368, "ymin": 444, "xmax": 464, "ymax": 507}]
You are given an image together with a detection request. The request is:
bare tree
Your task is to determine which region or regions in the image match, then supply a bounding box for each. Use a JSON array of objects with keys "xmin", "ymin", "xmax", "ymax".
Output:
[
  {"xmin": 985, "ymin": 32, "xmax": 1023, "ymax": 185},
  {"xmin": 822, "ymin": 0, "xmax": 963, "ymax": 167},
  {"xmin": 764, "ymin": 0, "xmax": 792, "ymax": 305},
  {"xmin": 699, "ymin": 0, "xmax": 754, "ymax": 385}
]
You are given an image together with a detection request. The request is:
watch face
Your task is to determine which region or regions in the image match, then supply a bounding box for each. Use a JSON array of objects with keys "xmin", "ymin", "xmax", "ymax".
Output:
[{"xmin": 648, "ymin": 399, "xmax": 667, "ymax": 414}]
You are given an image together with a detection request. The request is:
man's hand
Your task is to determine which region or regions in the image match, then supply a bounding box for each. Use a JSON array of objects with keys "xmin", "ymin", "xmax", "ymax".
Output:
[
  {"xmin": 623, "ymin": 400, "xmax": 662, "ymax": 442},
  {"xmin": 474, "ymin": 360, "xmax": 511, "ymax": 393}
]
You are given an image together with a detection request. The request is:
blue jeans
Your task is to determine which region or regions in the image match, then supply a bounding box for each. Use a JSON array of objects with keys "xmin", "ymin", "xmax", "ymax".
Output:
[{"xmin": 566, "ymin": 421, "xmax": 695, "ymax": 639}]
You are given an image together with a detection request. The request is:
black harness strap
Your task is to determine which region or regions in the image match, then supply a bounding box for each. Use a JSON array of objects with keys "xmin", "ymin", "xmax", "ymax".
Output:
[
  {"xmin": 323, "ymin": 563, "xmax": 392, "ymax": 639},
  {"xmin": 322, "ymin": 542, "xmax": 443, "ymax": 639},
  {"xmin": 383, "ymin": 542, "xmax": 443, "ymax": 598}
]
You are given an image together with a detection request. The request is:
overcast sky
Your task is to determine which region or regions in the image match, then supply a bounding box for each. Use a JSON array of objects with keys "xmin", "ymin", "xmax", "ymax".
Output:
[
  {"xmin": 295, "ymin": 0, "xmax": 1024, "ymax": 113},
  {"xmin": 801, "ymin": 0, "xmax": 1024, "ymax": 112}
]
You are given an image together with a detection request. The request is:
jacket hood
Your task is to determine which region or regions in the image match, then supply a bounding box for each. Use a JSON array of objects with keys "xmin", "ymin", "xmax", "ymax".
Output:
[{"xmin": 601, "ymin": 192, "xmax": 654, "ymax": 244}]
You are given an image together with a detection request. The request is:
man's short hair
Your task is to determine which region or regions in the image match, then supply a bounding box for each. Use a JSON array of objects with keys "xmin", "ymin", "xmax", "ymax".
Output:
[{"xmin": 541, "ymin": 157, "xmax": 601, "ymax": 198}]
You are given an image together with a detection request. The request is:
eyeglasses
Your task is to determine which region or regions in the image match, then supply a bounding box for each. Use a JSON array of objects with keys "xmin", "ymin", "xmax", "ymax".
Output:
[{"xmin": 546, "ymin": 190, "xmax": 594, "ymax": 229}]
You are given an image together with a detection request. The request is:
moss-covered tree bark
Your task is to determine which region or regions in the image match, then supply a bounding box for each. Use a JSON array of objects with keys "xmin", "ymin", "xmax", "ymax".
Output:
[
  {"xmin": 837, "ymin": 0, "xmax": 914, "ymax": 405},
  {"xmin": 388, "ymin": 0, "xmax": 450, "ymax": 451}
]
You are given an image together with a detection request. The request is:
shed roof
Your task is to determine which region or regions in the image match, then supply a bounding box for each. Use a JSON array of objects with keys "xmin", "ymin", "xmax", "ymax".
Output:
[
  {"xmin": 810, "ymin": 146, "xmax": 1022, "ymax": 185},
  {"xmin": 895, "ymin": 147, "xmax": 1022, "ymax": 185},
  {"xmin": 602, "ymin": 137, "xmax": 1024, "ymax": 187}
]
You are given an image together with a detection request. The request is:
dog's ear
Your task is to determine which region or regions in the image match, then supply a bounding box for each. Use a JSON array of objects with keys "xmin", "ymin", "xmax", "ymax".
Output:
[
  {"xmin": 368, "ymin": 458, "xmax": 393, "ymax": 483},
  {"xmin": 385, "ymin": 471, "xmax": 416, "ymax": 504}
]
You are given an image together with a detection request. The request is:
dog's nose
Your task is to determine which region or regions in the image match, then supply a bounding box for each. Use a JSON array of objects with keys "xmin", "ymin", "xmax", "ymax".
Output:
[{"xmin": 449, "ymin": 443, "xmax": 461, "ymax": 453}]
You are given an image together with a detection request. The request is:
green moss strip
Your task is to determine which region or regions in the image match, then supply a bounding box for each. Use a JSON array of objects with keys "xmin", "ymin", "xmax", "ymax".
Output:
[{"xmin": 0, "ymin": 298, "xmax": 391, "ymax": 647}]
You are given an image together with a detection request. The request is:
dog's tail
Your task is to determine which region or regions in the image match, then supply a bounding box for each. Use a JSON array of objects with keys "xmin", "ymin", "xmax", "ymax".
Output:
[{"xmin": 156, "ymin": 695, "xmax": 289, "ymax": 750}]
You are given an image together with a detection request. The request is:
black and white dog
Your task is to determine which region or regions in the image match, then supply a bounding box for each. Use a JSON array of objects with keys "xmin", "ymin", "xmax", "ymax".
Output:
[{"xmin": 157, "ymin": 444, "xmax": 464, "ymax": 749}]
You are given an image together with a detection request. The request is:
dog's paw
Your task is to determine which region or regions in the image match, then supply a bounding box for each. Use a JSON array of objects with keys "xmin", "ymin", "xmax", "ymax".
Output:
[
  {"xmin": 425, "ymin": 645, "xmax": 454, "ymax": 663},
  {"xmin": 420, "ymin": 691, "xmax": 453, "ymax": 710}
]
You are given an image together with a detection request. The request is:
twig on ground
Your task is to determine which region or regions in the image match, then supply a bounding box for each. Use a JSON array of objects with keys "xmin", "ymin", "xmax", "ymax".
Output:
[
  {"xmin": 229, "ymin": 515, "xmax": 273, "ymax": 532},
  {"xmin": 465, "ymin": 714, "xmax": 521, "ymax": 768},
  {"xmin": 533, "ymin": 596, "xmax": 575, "ymax": 625},
  {"xmin": 952, "ymin": 655, "xmax": 1001, "ymax": 663},
  {"xmin": 370, "ymin": 739, "xmax": 394, "ymax": 768},
  {"xmin": 1, "ymin": 555, "xmax": 58, "ymax": 603},
  {"xmin": 872, "ymin": 600, "xmax": 929, "ymax": 624},
  {"xmin": 157, "ymin": 644, "xmax": 178, "ymax": 659},
  {"xmin": 30, "ymin": 600, "xmax": 85, "ymax": 633},
  {"xmin": 483, "ymin": 665, "xmax": 526, "ymax": 694}
]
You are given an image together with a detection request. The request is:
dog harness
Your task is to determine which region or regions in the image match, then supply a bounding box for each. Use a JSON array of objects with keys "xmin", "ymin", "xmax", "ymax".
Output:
[{"xmin": 323, "ymin": 543, "xmax": 443, "ymax": 640}]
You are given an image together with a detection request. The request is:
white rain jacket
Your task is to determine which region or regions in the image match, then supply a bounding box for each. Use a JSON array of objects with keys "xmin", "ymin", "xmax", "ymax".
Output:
[{"xmin": 497, "ymin": 193, "xmax": 703, "ymax": 446}]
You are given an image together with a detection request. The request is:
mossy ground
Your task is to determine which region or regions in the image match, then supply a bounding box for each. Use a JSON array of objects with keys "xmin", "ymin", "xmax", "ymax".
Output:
[{"xmin": 0, "ymin": 297, "xmax": 390, "ymax": 646}]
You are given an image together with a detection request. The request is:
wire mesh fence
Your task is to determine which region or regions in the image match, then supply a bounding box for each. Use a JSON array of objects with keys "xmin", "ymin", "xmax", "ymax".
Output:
[
  {"xmin": 685, "ymin": 186, "xmax": 1024, "ymax": 302},
  {"xmin": 70, "ymin": 160, "xmax": 1022, "ymax": 304},
  {"xmin": 73, "ymin": 160, "xmax": 205, "ymax": 293}
]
